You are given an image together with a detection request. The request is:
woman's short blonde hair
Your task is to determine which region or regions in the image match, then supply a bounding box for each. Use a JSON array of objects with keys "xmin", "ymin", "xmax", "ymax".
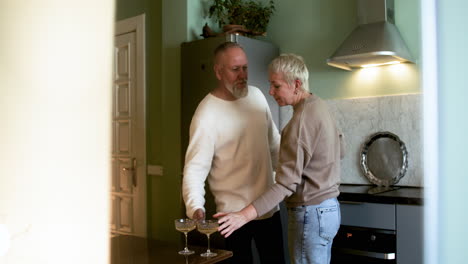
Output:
[{"xmin": 268, "ymin": 53, "xmax": 309, "ymax": 92}]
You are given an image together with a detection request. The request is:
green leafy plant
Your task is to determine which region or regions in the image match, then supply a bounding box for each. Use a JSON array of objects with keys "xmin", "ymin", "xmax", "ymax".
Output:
[{"xmin": 208, "ymin": 0, "xmax": 275, "ymax": 34}]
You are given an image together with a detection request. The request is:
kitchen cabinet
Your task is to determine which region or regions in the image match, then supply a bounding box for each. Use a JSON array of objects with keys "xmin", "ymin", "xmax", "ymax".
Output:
[
  {"xmin": 337, "ymin": 201, "xmax": 423, "ymax": 264},
  {"xmin": 341, "ymin": 201, "xmax": 396, "ymax": 229},
  {"xmin": 396, "ymin": 204, "xmax": 423, "ymax": 264}
]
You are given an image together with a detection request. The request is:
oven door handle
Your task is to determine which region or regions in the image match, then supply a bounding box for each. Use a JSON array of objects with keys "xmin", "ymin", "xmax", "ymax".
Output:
[
  {"xmin": 334, "ymin": 248, "xmax": 396, "ymax": 260},
  {"xmin": 339, "ymin": 201, "xmax": 364, "ymax": 205}
]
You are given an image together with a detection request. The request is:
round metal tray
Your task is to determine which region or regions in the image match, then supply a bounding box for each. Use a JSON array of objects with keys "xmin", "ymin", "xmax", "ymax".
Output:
[{"xmin": 360, "ymin": 131, "xmax": 408, "ymax": 186}]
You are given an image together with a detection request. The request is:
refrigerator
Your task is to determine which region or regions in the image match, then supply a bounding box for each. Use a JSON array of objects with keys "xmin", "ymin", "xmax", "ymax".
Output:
[{"xmin": 180, "ymin": 34, "xmax": 290, "ymax": 263}]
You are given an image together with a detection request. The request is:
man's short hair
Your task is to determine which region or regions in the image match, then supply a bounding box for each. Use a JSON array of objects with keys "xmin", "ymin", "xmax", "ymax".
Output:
[{"xmin": 213, "ymin": 42, "xmax": 244, "ymax": 64}]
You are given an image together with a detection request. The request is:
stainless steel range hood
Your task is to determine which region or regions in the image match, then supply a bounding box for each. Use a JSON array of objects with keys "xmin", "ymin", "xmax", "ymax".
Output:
[{"xmin": 327, "ymin": 0, "xmax": 413, "ymax": 71}]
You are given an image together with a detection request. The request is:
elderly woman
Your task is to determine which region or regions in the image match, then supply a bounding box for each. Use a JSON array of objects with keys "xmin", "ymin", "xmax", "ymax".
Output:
[{"xmin": 214, "ymin": 54, "xmax": 344, "ymax": 264}]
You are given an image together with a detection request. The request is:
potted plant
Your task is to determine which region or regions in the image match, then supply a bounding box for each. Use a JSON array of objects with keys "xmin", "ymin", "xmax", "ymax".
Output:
[{"xmin": 205, "ymin": 0, "xmax": 275, "ymax": 37}]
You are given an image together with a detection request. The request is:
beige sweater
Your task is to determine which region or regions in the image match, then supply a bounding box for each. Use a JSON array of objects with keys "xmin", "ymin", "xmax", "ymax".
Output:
[{"xmin": 252, "ymin": 94, "xmax": 343, "ymax": 217}]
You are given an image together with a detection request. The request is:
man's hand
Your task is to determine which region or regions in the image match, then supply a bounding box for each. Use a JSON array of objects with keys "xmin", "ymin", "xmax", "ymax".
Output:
[{"xmin": 192, "ymin": 208, "xmax": 205, "ymax": 220}]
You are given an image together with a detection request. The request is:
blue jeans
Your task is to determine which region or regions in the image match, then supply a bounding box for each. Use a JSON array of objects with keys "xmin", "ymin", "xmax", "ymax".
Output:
[{"xmin": 287, "ymin": 198, "xmax": 341, "ymax": 264}]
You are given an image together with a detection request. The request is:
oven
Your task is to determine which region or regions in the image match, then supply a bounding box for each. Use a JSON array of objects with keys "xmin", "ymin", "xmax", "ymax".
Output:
[{"xmin": 331, "ymin": 225, "xmax": 396, "ymax": 264}]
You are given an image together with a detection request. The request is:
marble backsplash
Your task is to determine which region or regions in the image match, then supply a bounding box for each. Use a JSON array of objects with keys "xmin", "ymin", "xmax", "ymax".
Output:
[{"xmin": 326, "ymin": 94, "xmax": 423, "ymax": 187}]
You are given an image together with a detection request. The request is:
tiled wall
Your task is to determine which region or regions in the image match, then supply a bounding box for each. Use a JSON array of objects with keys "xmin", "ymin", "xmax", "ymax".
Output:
[{"xmin": 326, "ymin": 94, "xmax": 423, "ymax": 187}]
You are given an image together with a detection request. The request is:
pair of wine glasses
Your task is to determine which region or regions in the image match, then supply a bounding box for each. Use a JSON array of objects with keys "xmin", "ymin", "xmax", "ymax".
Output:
[{"xmin": 174, "ymin": 218, "xmax": 219, "ymax": 257}]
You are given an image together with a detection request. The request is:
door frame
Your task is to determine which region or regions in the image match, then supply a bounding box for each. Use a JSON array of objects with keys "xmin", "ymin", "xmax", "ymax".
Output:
[{"xmin": 115, "ymin": 13, "xmax": 147, "ymax": 237}]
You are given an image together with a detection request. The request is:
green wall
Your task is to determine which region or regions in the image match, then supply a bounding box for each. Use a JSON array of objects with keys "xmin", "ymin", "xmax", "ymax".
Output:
[
  {"xmin": 115, "ymin": 0, "xmax": 146, "ymax": 21},
  {"xmin": 187, "ymin": 0, "xmax": 220, "ymax": 40},
  {"xmin": 157, "ymin": 0, "xmax": 186, "ymax": 242}
]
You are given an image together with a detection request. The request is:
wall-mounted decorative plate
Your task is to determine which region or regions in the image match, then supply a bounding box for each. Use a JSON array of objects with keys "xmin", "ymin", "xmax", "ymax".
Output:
[{"xmin": 360, "ymin": 131, "xmax": 408, "ymax": 186}]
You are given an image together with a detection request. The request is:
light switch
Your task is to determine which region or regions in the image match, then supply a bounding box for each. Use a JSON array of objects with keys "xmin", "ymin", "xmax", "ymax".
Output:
[{"xmin": 147, "ymin": 165, "xmax": 163, "ymax": 176}]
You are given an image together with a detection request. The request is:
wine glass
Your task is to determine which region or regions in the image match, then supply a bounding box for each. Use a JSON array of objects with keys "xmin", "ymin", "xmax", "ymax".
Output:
[
  {"xmin": 174, "ymin": 218, "xmax": 196, "ymax": 255},
  {"xmin": 196, "ymin": 219, "xmax": 219, "ymax": 257}
]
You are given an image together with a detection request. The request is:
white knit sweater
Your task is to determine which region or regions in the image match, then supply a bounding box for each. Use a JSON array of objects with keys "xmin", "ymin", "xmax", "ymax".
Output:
[{"xmin": 182, "ymin": 86, "xmax": 280, "ymax": 219}]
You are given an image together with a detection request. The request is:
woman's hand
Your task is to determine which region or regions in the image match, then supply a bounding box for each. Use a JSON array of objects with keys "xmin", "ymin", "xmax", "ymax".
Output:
[{"xmin": 213, "ymin": 204, "xmax": 258, "ymax": 238}]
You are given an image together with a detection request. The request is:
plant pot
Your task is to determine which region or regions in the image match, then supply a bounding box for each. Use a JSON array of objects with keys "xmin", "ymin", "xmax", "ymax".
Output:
[{"xmin": 222, "ymin": 24, "xmax": 266, "ymax": 37}]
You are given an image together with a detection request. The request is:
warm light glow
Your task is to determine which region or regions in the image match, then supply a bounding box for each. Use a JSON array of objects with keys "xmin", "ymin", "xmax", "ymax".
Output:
[
  {"xmin": 345, "ymin": 65, "xmax": 381, "ymax": 94},
  {"xmin": 1, "ymin": 0, "xmax": 114, "ymax": 263},
  {"xmin": 346, "ymin": 61, "xmax": 419, "ymax": 97},
  {"xmin": 387, "ymin": 63, "xmax": 412, "ymax": 77},
  {"xmin": 361, "ymin": 61, "xmax": 401, "ymax": 68},
  {"xmin": 356, "ymin": 66, "xmax": 380, "ymax": 81}
]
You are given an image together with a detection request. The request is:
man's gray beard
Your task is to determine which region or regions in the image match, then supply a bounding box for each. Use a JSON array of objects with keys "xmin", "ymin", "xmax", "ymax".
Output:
[{"xmin": 227, "ymin": 83, "xmax": 248, "ymax": 99}]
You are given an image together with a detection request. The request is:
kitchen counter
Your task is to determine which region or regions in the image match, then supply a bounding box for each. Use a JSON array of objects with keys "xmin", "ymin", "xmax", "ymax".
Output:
[
  {"xmin": 338, "ymin": 184, "xmax": 424, "ymax": 205},
  {"xmin": 111, "ymin": 235, "xmax": 233, "ymax": 264}
]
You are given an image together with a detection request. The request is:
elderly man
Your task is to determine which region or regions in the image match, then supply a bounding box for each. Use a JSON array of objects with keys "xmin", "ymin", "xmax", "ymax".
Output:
[{"xmin": 182, "ymin": 42, "xmax": 286, "ymax": 264}]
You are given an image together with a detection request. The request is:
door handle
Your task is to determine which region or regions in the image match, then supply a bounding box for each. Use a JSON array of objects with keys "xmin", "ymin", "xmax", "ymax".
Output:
[
  {"xmin": 334, "ymin": 248, "xmax": 395, "ymax": 260},
  {"xmin": 340, "ymin": 201, "xmax": 364, "ymax": 205},
  {"xmin": 122, "ymin": 158, "xmax": 137, "ymax": 187}
]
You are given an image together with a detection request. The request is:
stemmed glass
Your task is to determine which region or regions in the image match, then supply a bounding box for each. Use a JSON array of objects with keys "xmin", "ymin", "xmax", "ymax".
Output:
[
  {"xmin": 174, "ymin": 218, "xmax": 196, "ymax": 255},
  {"xmin": 196, "ymin": 219, "xmax": 219, "ymax": 257}
]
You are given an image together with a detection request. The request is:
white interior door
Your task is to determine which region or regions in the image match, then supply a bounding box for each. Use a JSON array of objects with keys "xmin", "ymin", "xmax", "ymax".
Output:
[{"xmin": 111, "ymin": 14, "xmax": 146, "ymax": 237}]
